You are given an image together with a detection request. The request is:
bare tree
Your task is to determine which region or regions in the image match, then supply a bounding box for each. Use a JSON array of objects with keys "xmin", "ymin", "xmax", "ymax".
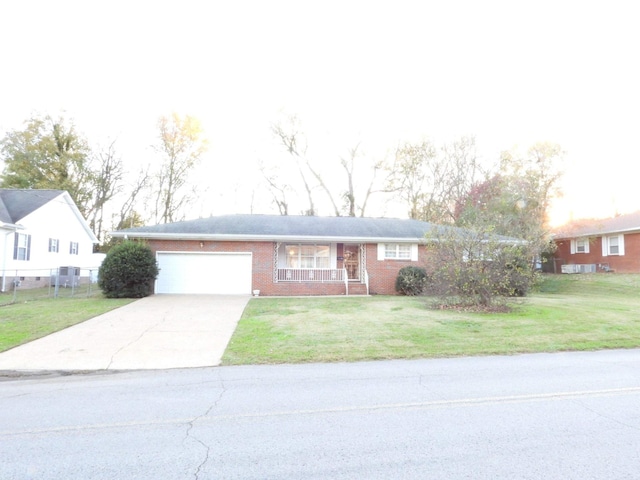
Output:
[
  {"xmin": 387, "ymin": 136, "xmax": 480, "ymax": 223},
  {"xmin": 152, "ymin": 113, "xmax": 208, "ymax": 223},
  {"xmin": 339, "ymin": 144, "xmax": 385, "ymax": 217},
  {"xmin": 440, "ymin": 136, "xmax": 481, "ymax": 221},
  {"xmin": 259, "ymin": 159, "xmax": 290, "ymax": 215},
  {"xmin": 387, "ymin": 139, "xmax": 438, "ymax": 220},
  {"xmin": 271, "ymin": 115, "xmax": 388, "ymax": 217},
  {"xmin": 86, "ymin": 140, "xmax": 124, "ymax": 242},
  {"xmin": 271, "ymin": 117, "xmax": 318, "ymax": 216},
  {"xmin": 115, "ymin": 166, "xmax": 151, "ymax": 230}
]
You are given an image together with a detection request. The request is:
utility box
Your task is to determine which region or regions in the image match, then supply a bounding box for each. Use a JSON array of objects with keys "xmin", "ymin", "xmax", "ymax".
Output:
[{"xmin": 57, "ymin": 266, "xmax": 80, "ymax": 287}]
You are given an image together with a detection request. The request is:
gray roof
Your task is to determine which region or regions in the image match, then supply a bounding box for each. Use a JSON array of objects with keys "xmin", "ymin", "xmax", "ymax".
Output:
[
  {"xmin": 553, "ymin": 211, "xmax": 640, "ymax": 239},
  {"xmin": 114, "ymin": 214, "xmax": 450, "ymax": 242},
  {"xmin": 0, "ymin": 189, "xmax": 65, "ymax": 224}
]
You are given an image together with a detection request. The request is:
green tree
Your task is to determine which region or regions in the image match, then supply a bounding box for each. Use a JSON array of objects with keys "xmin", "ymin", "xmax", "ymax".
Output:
[
  {"xmin": 456, "ymin": 142, "xmax": 564, "ymax": 257},
  {"xmin": 0, "ymin": 115, "xmax": 93, "ymax": 215},
  {"xmin": 427, "ymin": 142, "xmax": 564, "ymax": 309},
  {"xmin": 98, "ymin": 241, "xmax": 159, "ymax": 298},
  {"xmin": 152, "ymin": 113, "xmax": 208, "ymax": 223}
]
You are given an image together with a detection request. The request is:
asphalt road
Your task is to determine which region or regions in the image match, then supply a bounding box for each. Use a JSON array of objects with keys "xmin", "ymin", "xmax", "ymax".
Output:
[{"xmin": 2, "ymin": 350, "xmax": 640, "ymax": 479}]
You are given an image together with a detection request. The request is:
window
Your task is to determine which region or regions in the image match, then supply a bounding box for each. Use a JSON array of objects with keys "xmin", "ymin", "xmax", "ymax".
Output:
[
  {"xmin": 70, "ymin": 241, "xmax": 79, "ymax": 255},
  {"xmin": 49, "ymin": 238, "xmax": 59, "ymax": 253},
  {"xmin": 13, "ymin": 233, "xmax": 31, "ymax": 261},
  {"xmin": 384, "ymin": 244, "xmax": 411, "ymax": 259},
  {"xmin": 576, "ymin": 239, "xmax": 587, "ymax": 253},
  {"xmin": 602, "ymin": 235, "xmax": 624, "ymax": 256},
  {"xmin": 286, "ymin": 244, "xmax": 330, "ymax": 268},
  {"xmin": 570, "ymin": 238, "xmax": 589, "ymax": 254}
]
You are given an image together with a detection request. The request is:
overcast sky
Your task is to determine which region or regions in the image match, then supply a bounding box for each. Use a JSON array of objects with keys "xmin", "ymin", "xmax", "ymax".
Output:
[{"xmin": 1, "ymin": 1, "xmax": 638, "ymax": 225}]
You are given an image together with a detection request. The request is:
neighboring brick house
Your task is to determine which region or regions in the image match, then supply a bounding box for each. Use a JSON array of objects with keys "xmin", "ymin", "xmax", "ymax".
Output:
[
  {"xmin": 111, "ymin": 214, "xmax": 444, "ymax": 296},
  {"xmin": 552, "ymin": 211, "xmax": 640, "ymax": 273}
]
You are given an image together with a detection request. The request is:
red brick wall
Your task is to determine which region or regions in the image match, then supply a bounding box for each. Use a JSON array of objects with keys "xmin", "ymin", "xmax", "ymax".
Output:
[
  {"xmin": 554, "ymin": 233, "xmax": 640, "ymax": 273},
  {"xmin": 363, "ymin": 244, "xmax": 429, "ymax": 295},
  {"xmin": 145, "ymin": 239, "xmax": 430, "ymax": 296},
  {"xmin": 146, "ymin": 239, "xmax": 349, "ymax": 295}
]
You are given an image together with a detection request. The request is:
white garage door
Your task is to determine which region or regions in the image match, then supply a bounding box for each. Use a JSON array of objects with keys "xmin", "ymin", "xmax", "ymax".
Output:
[{"xmin": 155, "ymin": 252, "xmax": 252, "ymax": 294}]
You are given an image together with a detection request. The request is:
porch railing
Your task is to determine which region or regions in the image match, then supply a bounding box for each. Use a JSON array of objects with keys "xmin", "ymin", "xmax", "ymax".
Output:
[
  {"xmin": 277, "ymin": 268, "xmax": 347, "ymax": 283},
  {"xmin": 364, "ymin": 269, "xmax": 370, "ymax": 295}
]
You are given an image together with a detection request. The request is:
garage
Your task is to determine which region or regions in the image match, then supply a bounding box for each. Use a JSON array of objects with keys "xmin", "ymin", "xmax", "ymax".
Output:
[{"xmin": 155, "ymin": 252, "xmax": 252, "ymax": 294}]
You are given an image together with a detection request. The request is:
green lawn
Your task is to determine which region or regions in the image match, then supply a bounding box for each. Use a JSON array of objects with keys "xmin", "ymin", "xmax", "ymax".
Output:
[
  {"xmin": 222, "ymin": 274, "xmax": 640, "ymax": 365},
  {"xmin": 0, "ymin": 293, "xmax": 134, "ymax": 352}
]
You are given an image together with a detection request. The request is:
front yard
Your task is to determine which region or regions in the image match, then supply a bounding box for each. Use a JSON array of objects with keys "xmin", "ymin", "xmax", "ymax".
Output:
[
  {"xmin": 2, "ymin": 274, "xmax": 640, "ymax": 362},
  {"xmin": 0, "ymin": 291, "xmax": 133, "ymax": 352},
  {"xmin": 222, "ymin": 274, "xmax": 640, "ymax": 364}
]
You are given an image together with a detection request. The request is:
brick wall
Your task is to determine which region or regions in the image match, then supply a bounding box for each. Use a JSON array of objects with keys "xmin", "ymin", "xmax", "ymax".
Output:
[
  {"xmin": 364, "ymin": 243, "xmax": 429, "ymax": 295},
  {"xmin": 554, "ymin": 233, "xmax": 640, "ymax": 273},
  {"xmin": 146, "ymin": 239, "xmax": 431, "ymax": 296}
]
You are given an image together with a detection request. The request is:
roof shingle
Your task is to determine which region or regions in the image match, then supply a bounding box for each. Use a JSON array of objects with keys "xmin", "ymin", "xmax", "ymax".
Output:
[
  {"xmin": 0, "ymin": 189, "xmax": 65, "ymax": 224},
  {"xmin": 553, "ymin": 211, "xmax": 640, "ymax": 239},
  {"xmin": 115, "ymin": 214, "xmax": 448, "ymax": 241}
]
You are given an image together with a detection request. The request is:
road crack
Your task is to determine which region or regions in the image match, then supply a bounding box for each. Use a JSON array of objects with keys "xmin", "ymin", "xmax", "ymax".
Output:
[
  {"xmin": 185, "ymin": 377, "xmax": 227, "ymax": 480},
  {"xmin": 573, "ymin": 398, "xmax": 640, "ymax": 432}
]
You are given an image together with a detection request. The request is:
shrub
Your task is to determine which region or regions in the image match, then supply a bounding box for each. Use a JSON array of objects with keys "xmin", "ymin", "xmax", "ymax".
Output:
[
  {"xmin": 98, "ymin": 241, "xmax": 159, "ymax": 298},
  {"xmin": 395, "ymin": 266, "xmax": 429, "ymax": 296}
]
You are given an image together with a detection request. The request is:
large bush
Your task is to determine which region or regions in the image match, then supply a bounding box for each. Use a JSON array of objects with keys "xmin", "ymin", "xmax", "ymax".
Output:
[
  {"xmin": 98, "ymin": 241, "xmax": 159, "ymax": 298},
  {"xmin": 427, "ymin": 228, "xmax": 537, "ymax": 308},
  {"xmin": 395, "ymin": 266, "xmax": 429, "ymax": 296}
]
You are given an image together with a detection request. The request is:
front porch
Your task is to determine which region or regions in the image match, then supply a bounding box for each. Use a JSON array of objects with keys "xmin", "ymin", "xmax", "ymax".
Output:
[{"xmin": 273, "ymin": 242, "xmax": 369, "ymax": 295}]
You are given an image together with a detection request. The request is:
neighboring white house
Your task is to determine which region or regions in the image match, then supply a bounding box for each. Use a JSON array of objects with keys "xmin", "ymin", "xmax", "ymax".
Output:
[{"xmin": 0, "ymin": 189, "xmax": 100, "ymax": 292}]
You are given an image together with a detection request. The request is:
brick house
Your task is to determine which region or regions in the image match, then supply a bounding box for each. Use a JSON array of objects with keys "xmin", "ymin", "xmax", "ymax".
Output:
[
  {"xmin": 111, "ymin": 215, "xmax": 445, "ymax": 296},
  {"xmin": 552, "ymin": 211, "xmax": 640, "ymax": 273}
]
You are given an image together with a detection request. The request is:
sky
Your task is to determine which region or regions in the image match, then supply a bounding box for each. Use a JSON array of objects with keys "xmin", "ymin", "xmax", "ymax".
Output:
[{"xmin": 1, "ymin": 0, "xmax": 639, "ymax": 226}]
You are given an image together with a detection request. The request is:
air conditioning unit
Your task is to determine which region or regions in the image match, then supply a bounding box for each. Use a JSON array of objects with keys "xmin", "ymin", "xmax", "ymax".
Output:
[
  {"xmin": 57, "ymin": 266, "xmax": 80, "ymax": 287},
  {"xmin": 561, "ymin": 264, "xmax": 596, "ymax": 274}
]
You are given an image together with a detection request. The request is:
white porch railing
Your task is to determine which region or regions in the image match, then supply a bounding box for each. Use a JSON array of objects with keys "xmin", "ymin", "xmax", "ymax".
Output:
[{"xmin": 277, "ymin": 268, "xmax": 347, "ymax": 283}]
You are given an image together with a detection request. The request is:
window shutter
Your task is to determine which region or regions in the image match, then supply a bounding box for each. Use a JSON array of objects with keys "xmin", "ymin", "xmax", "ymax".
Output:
[
  {"xmin": 377, "ymin": 244, "xmax": 385, "ymax": 260},
  {"xmin": 584, "ymin": 240, "xmax": 590, "ymax": 254},
  {"xmin": 411, "ymin": 244, "xmax": 419, "ymax": 261},
  {"xmin": 26, "ymin": 235, "xmax": 31, "ymax": 261},
  {"xmin": 601, "ymin": 237, "xmax": 608, "ymax": 257},
  {"xmin": 70, "ymin": 241, "xmax": 73, "ymax": 254},
  {"xmin": 13, "ymin": 232, "xmax": 18, "ymax": 260},
  {"xmin": 618, "ymin": 235, "xmax": 625, "ymax": 256},
  {"xmin": 570, "ymin": 240, "xmax": 576, "ymax": 254}
]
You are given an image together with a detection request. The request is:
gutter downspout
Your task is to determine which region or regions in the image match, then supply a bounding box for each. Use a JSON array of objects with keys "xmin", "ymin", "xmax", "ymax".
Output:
[{"xmin": 1, "ymin": 224, "xmax": 21, "ymax": 293}]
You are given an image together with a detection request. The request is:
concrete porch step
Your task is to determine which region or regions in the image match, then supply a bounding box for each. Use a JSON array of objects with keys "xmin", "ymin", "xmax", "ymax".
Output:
[{"xmin": 347, "ymin": 283, "xmax": 368, "ymax": 295}]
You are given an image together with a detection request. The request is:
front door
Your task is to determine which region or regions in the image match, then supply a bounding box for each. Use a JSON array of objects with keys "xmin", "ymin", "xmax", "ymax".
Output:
[{"xmin": 344, "ymin": 244, "xmax": 360, "ymax": 280}]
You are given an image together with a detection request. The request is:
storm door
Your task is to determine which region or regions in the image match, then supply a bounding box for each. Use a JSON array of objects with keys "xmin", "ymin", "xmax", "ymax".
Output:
[{"xmin": 343, "ymin": 244, "xmax": 360, "ymax": 280}]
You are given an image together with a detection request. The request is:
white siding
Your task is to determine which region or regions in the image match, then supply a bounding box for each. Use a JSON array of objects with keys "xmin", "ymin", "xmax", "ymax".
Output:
[{"xmin": 1, "ymin": 194, "xmax": 97, "ymax": 277}]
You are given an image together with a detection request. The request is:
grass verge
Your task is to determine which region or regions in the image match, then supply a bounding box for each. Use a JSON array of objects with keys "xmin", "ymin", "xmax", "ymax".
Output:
[
  {"xmin": 222, "ymin": 274, "xmax": 640, "ymax": 365},
  {"xmin": 0, "ymin": 292, "xmax": 134, "ymax": 352}
]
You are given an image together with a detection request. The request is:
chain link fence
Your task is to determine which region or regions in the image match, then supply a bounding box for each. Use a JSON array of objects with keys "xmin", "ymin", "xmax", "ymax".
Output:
[{"xmin": 0, "ymin": 266, "xmax": 102, "ymax": 306}]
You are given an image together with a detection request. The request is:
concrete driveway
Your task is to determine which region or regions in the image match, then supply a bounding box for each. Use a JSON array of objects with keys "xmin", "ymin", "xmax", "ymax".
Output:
[{"xmin": 0, "ymin": 295, "xmax": 250, "ymax": 372}]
